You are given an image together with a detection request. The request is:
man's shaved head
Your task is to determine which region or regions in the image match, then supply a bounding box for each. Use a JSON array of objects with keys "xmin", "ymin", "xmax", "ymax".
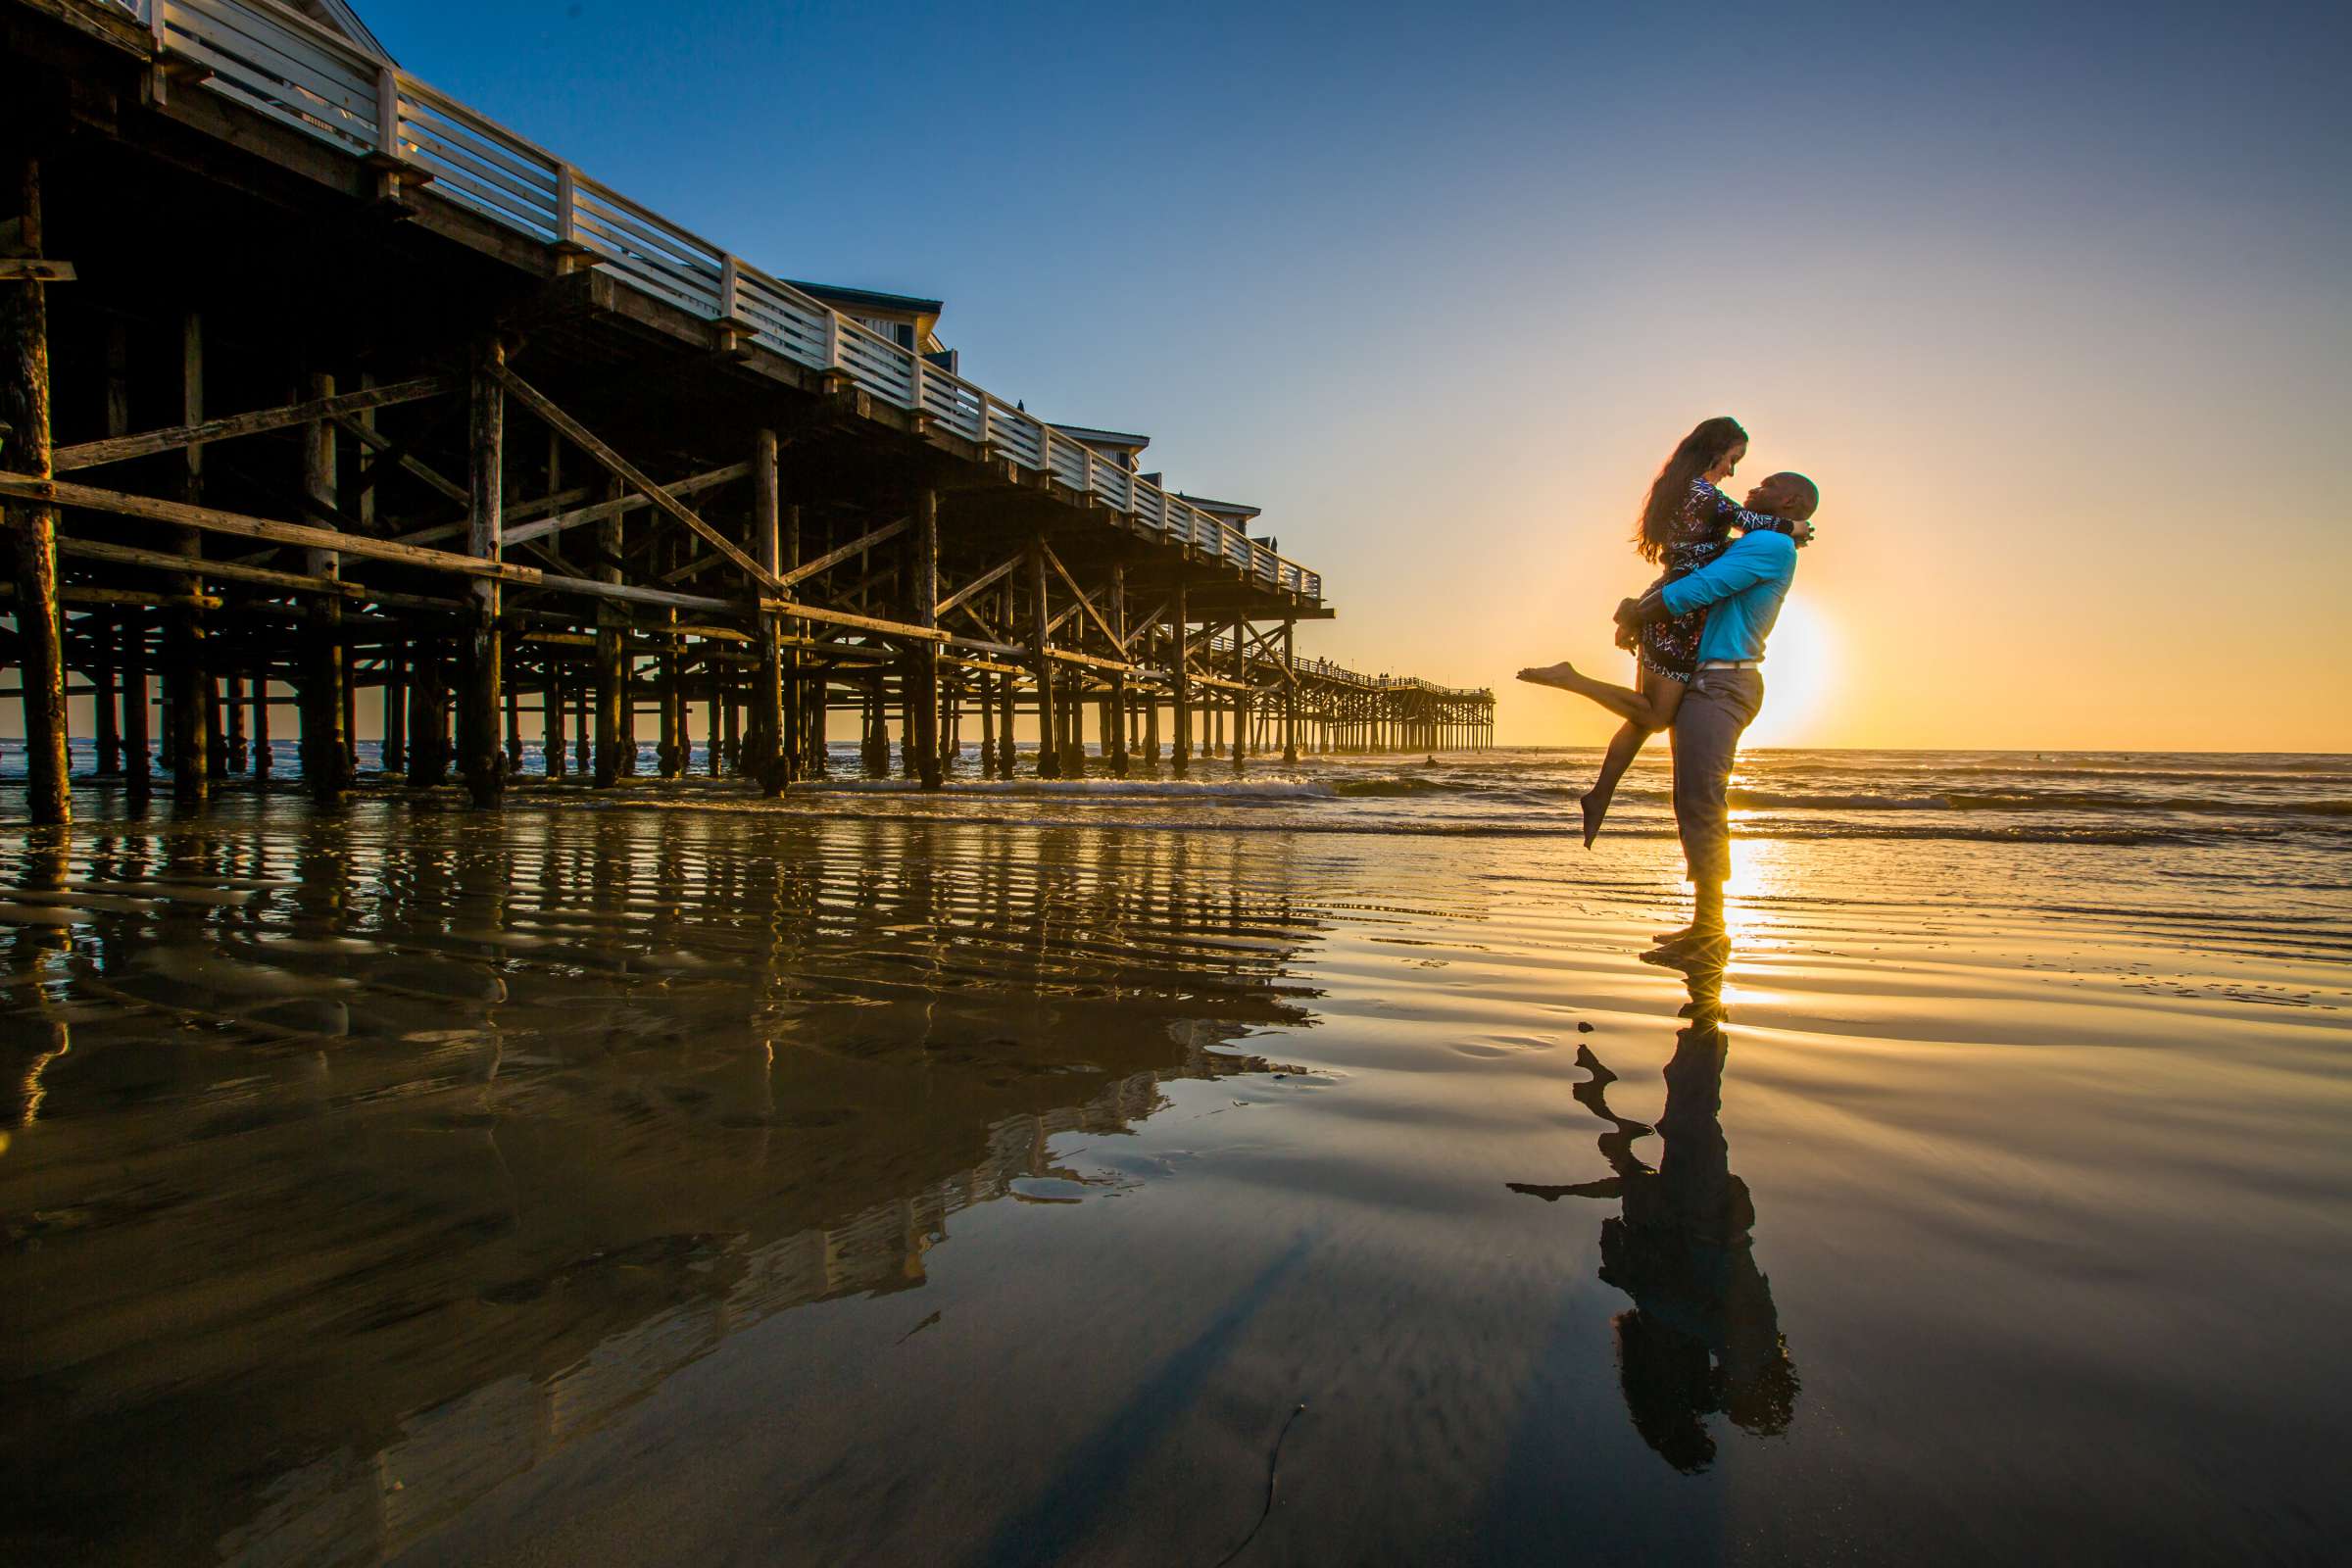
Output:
[{"xmin": 1753, "ymin": 471, "xmax": 1819, "ymax": 521}]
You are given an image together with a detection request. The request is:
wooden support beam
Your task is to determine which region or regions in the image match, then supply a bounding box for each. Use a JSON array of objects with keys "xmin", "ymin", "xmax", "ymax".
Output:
[
  {"xmin": 820, "ymin": 559, "xmax": 901, "ymax": 609},
  {"xmin": 170, "ymin": 311, "xmax": 208, "ymax": 803},
  {"xmin": 935, "ymin": 552, "xmax": 1022, "ymax": 618},
  {"xmin": 3, "ymin": 474, "xmax": 538, "ymax": 586},
  {"xmin": 122, "ymin": 609, "xmax": 151, "ymax": 800},
  {"xmin": 381, "ymin": 646, "xmax": 406, "ymax": 774},
  {"xmin": 749, "ymin": 426, "xmax": 784, "ymax": 792},
  {"xmin": 593, "ymin": 472, "xmax": 624, "ymax": 787},
  {"xmin": 783, "ymin": 499, "xmax": 807, "ymax": 776},
  {"xmin": 497, "ymin": 462, "xmax": 746, "ymax": 549},
  {"xmin": 1041, "ymin": 539, "xmax": 1123, "ymax": 653},
  {"xmin": 1232, "ymin": 615, "xmax": 1248, "ymax": 772},
  {"xmin": 460, "ymin": 339, "xmax": 504, "ymax": 806},
  {"xmin": 1170, "ymin": 583, "xmax": 1190, "ymax": 779},
  {"xmin": 976, "ymin": 667, "xmax": 997, "ymax": 775},
  {"xmin": 910, "ymin": 488, "xmax": 942, "ymax": 790},
  {"xmin": 1127, "ymin": 595, "xmax": 1171, "ymax": 650},
  {"xmin": 0, "ymin": 582, "xmax": 220, "ymax": 612},
  {"xmin": 51, "ymin": 373, "xmax": 454, "ymax": 471},
  {"xmin": 486, "ymin": 363, "xmax": 782, "ymax": 594},
  {"xmin": 772, "ymin": 514, "xmax": 908, "ymax": 591},
  {"xmin": 1108, "ymin": 562, "xmax": 1130, "ymax": 777},
  {"xmin": 756, "ymin": 596, "xmax": 944, "ymax": 642},
  {"xmin": 97, "ymin": 325, "xmax": 132, "ymax": 788},
  {"xmin": 939, "ymin": 631, "xmax": 1027, "ymax": 662},
  {"xmin": 2, "ymin": 152, "xmax": 65, "ymax": 822},
  {"xmin": 300, "ymin": 368, "xmax": 348, "ymax": 802},
  {"xmin": 334, "ymin": 410, "xmax": 468, "ymax": 506},
  {"xmin": 546, "ymin": 572, "xmax": 738, "ymax": 613},
  {"xmin": 1029, "ymin": 537, "xmax": 1057, "ymax": 778},
  {"xmin": 1042, "ymin": 647, "xmax": 1135, "ymax": 674}
]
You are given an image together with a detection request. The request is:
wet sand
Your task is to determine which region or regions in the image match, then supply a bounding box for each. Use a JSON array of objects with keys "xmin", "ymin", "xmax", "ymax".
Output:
[{"xmin": 1, "ymin": 789, "xmax": 2346, "ymax": 1564}]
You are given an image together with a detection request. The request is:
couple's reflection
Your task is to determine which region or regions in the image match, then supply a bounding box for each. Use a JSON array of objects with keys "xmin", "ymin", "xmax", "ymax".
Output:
[{"xmin": 1509, "ymin": 962, "xmax": 1798, "ymax": 1472}]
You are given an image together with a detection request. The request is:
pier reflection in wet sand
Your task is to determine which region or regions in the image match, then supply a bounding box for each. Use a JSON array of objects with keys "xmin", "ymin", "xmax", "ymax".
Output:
[{"xmin": 0, "ymin": 803, "xmax": 1317, "ymax": 1563}]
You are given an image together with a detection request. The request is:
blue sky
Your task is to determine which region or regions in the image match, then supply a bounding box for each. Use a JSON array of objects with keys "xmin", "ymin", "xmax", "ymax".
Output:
[{"xmin": 354, "ymin": 0, "xmax": 2352, "ymax": 747}]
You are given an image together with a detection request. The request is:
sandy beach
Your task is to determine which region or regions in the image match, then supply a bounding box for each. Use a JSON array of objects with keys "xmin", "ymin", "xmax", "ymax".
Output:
[{"xmin": 1, "ymin": 749, "xmax": 2346, "ymax": 1564}]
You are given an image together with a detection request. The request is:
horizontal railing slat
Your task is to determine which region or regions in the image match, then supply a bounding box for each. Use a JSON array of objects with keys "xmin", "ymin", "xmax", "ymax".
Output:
[
  {"xmin": 570, "ymin": 187, "xmax": 722, "ymax": 281},
  {"xmin": 171, "ymin": 1, "xmax": 375, "ymax": 122},
  {"xmin": 396, "ymin": 106, "xmax": 560, "ymax": 196},
  {"xmin": 191, "ymin": 62, "xmax": 374, "ymax": 155}
]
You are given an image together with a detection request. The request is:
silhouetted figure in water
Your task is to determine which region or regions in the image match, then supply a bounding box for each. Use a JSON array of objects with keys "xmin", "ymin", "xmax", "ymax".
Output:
[{"xmin": 1509, "ymin": 966, "xmax": 1798, "ymax": 1471}]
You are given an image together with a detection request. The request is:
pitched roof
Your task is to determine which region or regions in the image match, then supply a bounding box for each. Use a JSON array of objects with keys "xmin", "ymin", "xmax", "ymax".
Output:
[
  {"xmin": 1050, "ymin": 423, "xmax": 1152, "ymax": 453},
  {"xmin": 784, "ymin": 280, "xmax": 946, "ymax": 318},
  {"xmin": 1176, "ymin": 492, "xmax": 1262, "ymax": 521},
  {"xmin": 303, "ymin": 0, "xmax": 396, "ymax": 63}
]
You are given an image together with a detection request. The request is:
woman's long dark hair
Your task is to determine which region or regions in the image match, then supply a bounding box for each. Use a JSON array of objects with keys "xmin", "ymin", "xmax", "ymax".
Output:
[{"xmin": 1637, "ymin": 416, "xmax": 1747, "ymax": 564}]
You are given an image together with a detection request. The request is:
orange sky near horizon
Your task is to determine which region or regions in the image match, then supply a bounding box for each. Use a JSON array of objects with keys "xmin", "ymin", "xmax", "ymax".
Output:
[
  {"xmin": 1255, "ymin": 243, "xmax": 2352, "ymax": 755},
  {"xmin": 14, "ymin": 1, "xmax": 2350, "ymax": 759}
]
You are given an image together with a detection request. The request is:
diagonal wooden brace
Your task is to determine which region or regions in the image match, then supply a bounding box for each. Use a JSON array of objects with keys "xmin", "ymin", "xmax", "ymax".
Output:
[
  {"xmin": 1041, "ymin": 539, "xmax": 1122, "ymax": 651},
  {"xmin": 935, "ymin": 552, "xmax": 1023, "ymax": 618},
  {"xmin": 772, "ymin": 514, "xmax": 909, "ymax": 591},
  {"xmin": 53, "ymin": 373, "xmax": 455, "ymax": 470},
  {"xmin": 487, "ymin": 363, "xmax": 784, "ymax": 595}
]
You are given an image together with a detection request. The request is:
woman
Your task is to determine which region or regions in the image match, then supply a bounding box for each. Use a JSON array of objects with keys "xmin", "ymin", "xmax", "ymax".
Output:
[{"xmin": 1519, "ymin": 416, "xmax": 1807, "ymax": 847}]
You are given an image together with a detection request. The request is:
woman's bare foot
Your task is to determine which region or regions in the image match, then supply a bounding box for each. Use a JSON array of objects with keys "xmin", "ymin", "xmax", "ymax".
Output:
[
  {"xmin": 1579, "ymin": 788, "xmax": 1606, "ymax": 849},
  {"xmin": 1516, "ymin": 662, "xmax": 1581, "ymax": 692}
]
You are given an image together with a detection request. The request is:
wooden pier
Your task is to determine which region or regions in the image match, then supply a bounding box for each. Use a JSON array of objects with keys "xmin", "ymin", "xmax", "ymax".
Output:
[{"xmin": 0, "ymin": 0, "xmax": 1494, "ymax": 823}]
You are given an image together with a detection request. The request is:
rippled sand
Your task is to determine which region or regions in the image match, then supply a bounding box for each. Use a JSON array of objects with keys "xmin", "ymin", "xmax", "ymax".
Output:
[{"xmin": 0, "ymin": 793, "xmax": 2345, "ymax": 1565}]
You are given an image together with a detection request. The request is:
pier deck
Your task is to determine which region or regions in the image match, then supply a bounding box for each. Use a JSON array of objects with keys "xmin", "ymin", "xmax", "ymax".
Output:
[{"xmin": 0, "ymin": 0, "xmax": 1493, "ymax": 819}]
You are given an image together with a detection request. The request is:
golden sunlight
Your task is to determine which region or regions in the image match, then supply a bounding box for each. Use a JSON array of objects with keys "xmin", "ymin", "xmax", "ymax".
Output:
[{"xmin": 1745, "ymin": 598, "xmax": 1838, "ymax": 747}]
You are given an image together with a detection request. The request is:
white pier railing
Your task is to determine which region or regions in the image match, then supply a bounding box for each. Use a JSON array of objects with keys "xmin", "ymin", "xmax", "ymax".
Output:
[{"xmin": 109, "ymin": 0, "xmax": 1323, "ymax": 606}]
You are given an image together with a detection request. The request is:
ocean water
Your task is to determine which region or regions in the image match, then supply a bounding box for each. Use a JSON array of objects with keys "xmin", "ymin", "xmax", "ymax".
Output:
[
  {"xmin": 22, "ymin": 740, "xmax": 2342, "ymax": 850},
  {"xmin": 0, "ymin": 750, "xmax": 2345, "ymax": 1563}
]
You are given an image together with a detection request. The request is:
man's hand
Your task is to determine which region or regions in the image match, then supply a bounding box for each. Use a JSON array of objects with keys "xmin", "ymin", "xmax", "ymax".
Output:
[
  {"xmin": 1789, "ymin": 517, "xmax": 1817, "ymax": 547},
  {"xmin": 1616, "ymin": 588, "xmax": 1675, "ymax": 629}
]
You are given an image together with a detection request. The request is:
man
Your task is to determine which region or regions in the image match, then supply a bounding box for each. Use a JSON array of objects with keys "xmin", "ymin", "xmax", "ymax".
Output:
[{"xmin": 1615, "ymin": 471, "xmax": 1820, "ymax": 965}]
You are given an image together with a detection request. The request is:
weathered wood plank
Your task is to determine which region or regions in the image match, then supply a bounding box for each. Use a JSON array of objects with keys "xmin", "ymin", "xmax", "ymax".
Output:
[
  {"xmin": 67, "ymin": 536, "xmax": 469, "ymax": 608},
  {"xmin": 756, "ymin": 596, "xmax": 945, "ymax": 643},
  {"xmin": 2, "ymin": 472, "xmax": 543, "ymax": 583},
  {"xmin": 498, "ymin": 463, "xmax": 746, "ymax": 549},
  {"xmin": 3, "ymin": 152, "xmax": 67, "ymax": 822},
  {"xmin": 52, "ymin": 373, "xmax": 454, "ymax": 471},
  {"xmin": 935, "ymin": 552, "xmax": 1022, "ymax": 618},
  {"xmin": 772, "ymin": 514, "xmax": 908, "ymax": 591}
]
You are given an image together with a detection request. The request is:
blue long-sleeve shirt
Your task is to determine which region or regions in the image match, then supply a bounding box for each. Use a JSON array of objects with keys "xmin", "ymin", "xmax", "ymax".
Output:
[{"xmin": 1658, "ymin": 528, "xmax": 1798, "ymax": 663}]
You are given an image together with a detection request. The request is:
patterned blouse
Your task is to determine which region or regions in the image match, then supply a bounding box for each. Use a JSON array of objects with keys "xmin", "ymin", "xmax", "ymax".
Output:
[{"xmin": 1634, "ymin": 480, "xmax": 1804, "ymax": 680}]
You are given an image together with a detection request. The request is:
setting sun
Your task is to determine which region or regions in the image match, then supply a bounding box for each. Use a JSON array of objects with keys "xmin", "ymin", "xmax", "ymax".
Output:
[{"xmin": 1746, "ymin": 598, "xmax": 1838, "ymax": 747}]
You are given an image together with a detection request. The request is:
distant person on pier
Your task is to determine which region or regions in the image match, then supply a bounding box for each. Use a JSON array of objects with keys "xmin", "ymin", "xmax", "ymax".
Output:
[{"xmin": 1518, "ymin": 416, "xmax": 1813, "ymax": 847}]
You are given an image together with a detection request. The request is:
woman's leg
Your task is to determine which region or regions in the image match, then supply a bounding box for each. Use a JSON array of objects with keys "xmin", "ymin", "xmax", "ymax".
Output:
[
  {"xmin": 1580, "ymin": 670, "xmax": 1685, "ymax": 847},
  {"xmin": 1516, "ymin": 658, "xmax": 1680, "ymax": 729}
]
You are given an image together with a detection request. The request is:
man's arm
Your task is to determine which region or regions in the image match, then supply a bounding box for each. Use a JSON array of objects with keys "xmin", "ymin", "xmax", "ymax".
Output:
[
  {"xmin": 1697, "ymin": 483, "xmax": 1811, "ymax": 544},
  {"xmin": 1658, "ymin": 530, "xmax": 1796, "ymax": 616}
]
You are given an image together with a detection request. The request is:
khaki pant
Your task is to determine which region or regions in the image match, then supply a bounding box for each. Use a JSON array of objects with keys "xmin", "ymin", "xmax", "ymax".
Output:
[{"xmin": 1671, "ymin": 667, "xmax": 1764, "ymax": 887}]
